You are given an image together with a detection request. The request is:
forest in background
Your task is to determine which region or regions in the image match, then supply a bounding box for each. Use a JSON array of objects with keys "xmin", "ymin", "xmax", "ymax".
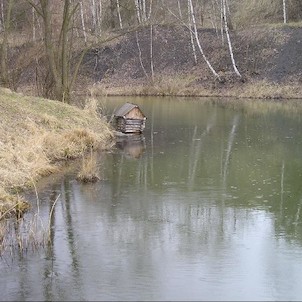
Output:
[{"xmin": 1, "ymin": 0, "xmax": 302, "ymax": 102}]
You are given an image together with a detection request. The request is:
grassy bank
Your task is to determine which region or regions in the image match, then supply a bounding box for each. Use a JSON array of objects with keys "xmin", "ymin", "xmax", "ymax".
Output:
[
  {"xmin": 0, "ymin": 88, "xmax": 114, "ymax": 219},
  {"xmin": 88, "ymin": 76, "xmax": 302, "ymax": 100}
]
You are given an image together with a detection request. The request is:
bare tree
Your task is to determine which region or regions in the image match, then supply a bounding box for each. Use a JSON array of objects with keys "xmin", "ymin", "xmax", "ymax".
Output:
[
  {"xmin": 90, "ymin": 0, "xmax": 102, "ymax": 35},
  {"xmin": 134, "ymin": 0, "xmax": 141, "ymax": 23},
  {"xmin": 116, "ymin": 0, "xmax": 123, "ymax": 29},
  {"xmin": 222, "ymin": 0, "xmax": 241, "ymax": 78},
  {"xmin": 188, "ymin": 0, "xmax": 221, "ymax": 80},
  {"xmin": 136, "ymin": 31, "xmax": 149, "ymax": 78},
  {"xmin": 150, "ymin": 24, "xmax": 154, "ymax": 80},
  {"xmin": 187, "ymin": 0, "xmax": 197, "ymax": 64},
  {"xmin": 80, "ymin": 1, "xmax": 87, "ymax": 43},
  {"xmin": 28, "ymin": 0, "xmax": 86, "ymax": 103},
  {"xmin": 0, "ymin": 0, "xmax": 14, "ymax": 88},
  {"xmin": 283, "ymin": 0, "xmax": 287, "ymax": 24},
  {"xmin": 177, "ymin": 0, "xmax": 182, "ymax": 19}
]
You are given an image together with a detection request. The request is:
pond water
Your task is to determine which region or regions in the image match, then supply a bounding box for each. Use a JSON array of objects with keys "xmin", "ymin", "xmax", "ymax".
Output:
[{"xmin": 1, "ymin": 97, "xmax": 302, "ymax": 301}]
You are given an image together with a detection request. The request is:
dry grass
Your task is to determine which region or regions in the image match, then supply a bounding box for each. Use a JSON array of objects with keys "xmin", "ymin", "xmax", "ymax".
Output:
[
  {"xmin": 0, "ymin": 89, "xmax": 114, "ymax": 218},
  {"xmin": 0, "ymin": 187, "xmax": 30, "ymax": 220},
  {"xmin": 89, "ymin": 73, "xmax": 204, "ymax": 97},
  {"xmin": 76, "ymin": 151, "xmax": 100, "ymax": 183},
  {"xmin": 236, "ymin": 80, "xmax": 302, "ymax": 99},
  {"xmin": 88, "ymin": 77, "xmax": 302, "ymax": 100}
]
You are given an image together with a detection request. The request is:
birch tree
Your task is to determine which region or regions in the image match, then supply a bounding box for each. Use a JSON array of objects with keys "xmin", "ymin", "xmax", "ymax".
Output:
[
  {"xmin": 283, "ymin": 0, "xmax": 287, "ymax": 24},
  {"xmin": 188, "ymin": 0, "xmax": 221, "ymax": 80},
  {"xmin": 222, "ymin": 0, "xmax": 241, "ymax": 77},
  {"xmin": 187, "ymin": 0, "xmax": 197, "ymax": 64},
  {"xmin": 134, "ymin": 0, "xmax": 151, "ymax": 24},
  {"xmin": 89, "ymin": 0, "xmax": 102, "ymax": 34},
  {"xmin": 150, "ymin": 24, "xmax": 154, "ymax": 79},
  {"xmin": 136, "ymin": 30, "xmax": 149, "ymax": 78},
  {"xmin": 134, "ymin": 0, "xmax": 141, "ymax": 23},
  {"xmin": 116, "ymin": 0, "xmax": 123, "ymax": 29},
  {"xmin": 80, "ymin": 1, "xmax": 87, "ymax": 43}
]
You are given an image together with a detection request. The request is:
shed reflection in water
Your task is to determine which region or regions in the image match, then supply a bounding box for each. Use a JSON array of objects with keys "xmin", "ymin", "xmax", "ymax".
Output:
[
  {"xmin": 1, "ymin": 97, "xmax": 302, "ymax": 301},
  {"xmin": 115, "ymin": 134, "xmax": 146, "ymax": 159}
]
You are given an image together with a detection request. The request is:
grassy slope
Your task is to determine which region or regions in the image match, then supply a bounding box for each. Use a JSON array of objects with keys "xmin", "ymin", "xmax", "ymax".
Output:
[{"xmin": 0, "ymin": 88, "xmax": 113, "ymax": 216}]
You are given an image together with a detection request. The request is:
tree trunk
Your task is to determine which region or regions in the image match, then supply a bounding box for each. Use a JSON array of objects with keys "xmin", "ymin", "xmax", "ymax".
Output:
[
  {"xmin": 0, "ymin": 0, "xmax": 14, "ymax": 88},
  {"xmin": 283, "ymin": 0, "xmax": 287, "ymax": 24},
  {"xmin": 80, "ymin": 1, "xmax": 87, "ymax": 43},
  {"xmin": 28, "ymin": 0, "xmax": 83, "ymax": 103},
  {"xmin": 134, "ymin": 0, "xmax": 141, "ymax": 23},
  {"xmin": 150, "ymin": 24, "xmax": 154, "ymax": 80},
  {"xmin": 188, "ymin": 0, "xmax": 221, "ymax": 80},
  {"xmin": 222, "ymin": 0, "xmax": 241, "ymax": 78},
  {"xmin": 136, "ymin": 31, "xmax": 149, "ymax": 78},
  {"xmin": 187, "ymin": 0, "xmax": 197, "ymax": 64},
  {"xmin": 177, "ymin": 0, "xmax": 182, "ymax": 19},
  {"xmin": 116, "ymin": 0, "xmax": 123, "ymax": 29}
]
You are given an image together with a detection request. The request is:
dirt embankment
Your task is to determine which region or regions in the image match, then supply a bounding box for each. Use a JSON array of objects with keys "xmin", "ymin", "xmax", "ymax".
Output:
[{"xmin": 80, "ymin": 25, "xmax": 302, "ymax": 98}]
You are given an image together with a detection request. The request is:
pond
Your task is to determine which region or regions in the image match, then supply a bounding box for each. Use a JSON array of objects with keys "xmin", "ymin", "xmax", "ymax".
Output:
[{"xmin": 1, "ymin": 97, "xmax": 302, "ymax": 301}]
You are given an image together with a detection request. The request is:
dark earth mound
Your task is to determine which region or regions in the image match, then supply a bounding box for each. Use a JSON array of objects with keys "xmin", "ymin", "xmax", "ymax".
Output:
[{"xmin": 80, "ymin": 25, "xmax": 302, "ymax": 89}]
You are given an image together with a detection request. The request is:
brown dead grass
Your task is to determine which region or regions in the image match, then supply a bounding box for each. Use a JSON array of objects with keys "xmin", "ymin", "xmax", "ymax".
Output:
[
  {"xmin": 76, "ymin": 151, "xmax": 100, "ymax": 183},
  {"xmin": 88, "ymin": 76, "xmax": 302, "ymax": 100},
  {"xmin": 0, "ymin": 89, "xmax": 114, "ymax": 218}
]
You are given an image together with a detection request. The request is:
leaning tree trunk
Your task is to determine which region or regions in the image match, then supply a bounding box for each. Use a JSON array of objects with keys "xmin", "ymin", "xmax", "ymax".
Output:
[
  {"xmin": 116, "ymin": 0, "xmax": 123, "ymax": 29},
  {"xmin": 222, "ymin": 0, "xmax": 241, "ymax": 78},
  {"xmin": 188, "ymin": 0, "xmax": 221, "ymax": 80},
  {"xmin": 187, "ymin": 0, "xmax": 197, "ymax": 64}
]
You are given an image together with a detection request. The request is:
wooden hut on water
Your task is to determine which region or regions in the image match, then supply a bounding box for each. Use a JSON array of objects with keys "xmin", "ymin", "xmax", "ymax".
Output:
[{"xmin": 113, "ymin": 103, "xmax": 146, "ymax": 134}]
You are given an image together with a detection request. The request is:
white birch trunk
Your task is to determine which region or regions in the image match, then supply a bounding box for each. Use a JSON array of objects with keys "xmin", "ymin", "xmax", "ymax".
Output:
[
  {"xmin": 187, "ymin": 0, "xmax": 197, "ymax": 64},
  {"xmin": 148, "ymin": 0, "xmax": 153, "ymax": 20},
  {"xmin": 134, "ymin": 0, "xmax": 141, "ymax": 23},
  {"xmin": 142, "ymin": 0, "xmax": 147, "ymax": 21},
  {"xmin": 116, "ymin": 0, "xmax": 123, "ymax": 29},
  {"xmin": 32, "ymin": 6, "xmax": 36, "ymax": 41},
  {"xmin": 220, "ymin": 0, "xmax": 224, "ymax": 44},
  {"xmin": 97, "ymin": 0, "xmax": 102, "ymax": 34},
  {"xmin": 136, "ymin": 31, "xmax": 149, "ymax": 78},
  {"xmin": 188, "ymin": 0, "xmax": 221, "ymax": 80},
  {"xmin": 91, "ymin": 0, "xmax": 96, "ymax": 31},
  {"xmin": 80, "ymin": 1, "xmax": 87, "ymax": 43},
  {"xmin": 177, "ymin": 0, "xmax": 182, "ymax": 19},
  {"xmin": 150, "ymin": 24, "xmax": 154, "ymax": 80},
  {"xmin": 283, "ymin": 0, "xmax": 287, "ymax": 24},
  {"xmin": 222, "ymin": 0, "xmax": 241, "ymax": 77}
]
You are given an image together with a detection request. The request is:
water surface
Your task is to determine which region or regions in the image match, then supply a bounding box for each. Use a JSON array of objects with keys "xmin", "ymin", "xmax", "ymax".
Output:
[{"xmin": 1, "ymin": 97, "xmax": 302, "ymax": 301}]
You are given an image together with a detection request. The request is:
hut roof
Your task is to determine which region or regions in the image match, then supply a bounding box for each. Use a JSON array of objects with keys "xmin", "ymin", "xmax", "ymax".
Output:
[{"xmin": 114, "ymin": 102, "xmax": 145, "ymax": 118}]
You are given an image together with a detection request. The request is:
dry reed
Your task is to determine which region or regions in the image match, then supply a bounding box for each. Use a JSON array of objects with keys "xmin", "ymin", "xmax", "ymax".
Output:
[{"xmin": 76, "ymin": 150, "xmax": 100, "ymax": 183}]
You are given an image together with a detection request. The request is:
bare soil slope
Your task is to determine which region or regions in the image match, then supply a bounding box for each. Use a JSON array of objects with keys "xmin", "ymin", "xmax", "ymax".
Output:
[{"xmin": 81, "ymin": 25, "xmax": 302, "ymax": 97}]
